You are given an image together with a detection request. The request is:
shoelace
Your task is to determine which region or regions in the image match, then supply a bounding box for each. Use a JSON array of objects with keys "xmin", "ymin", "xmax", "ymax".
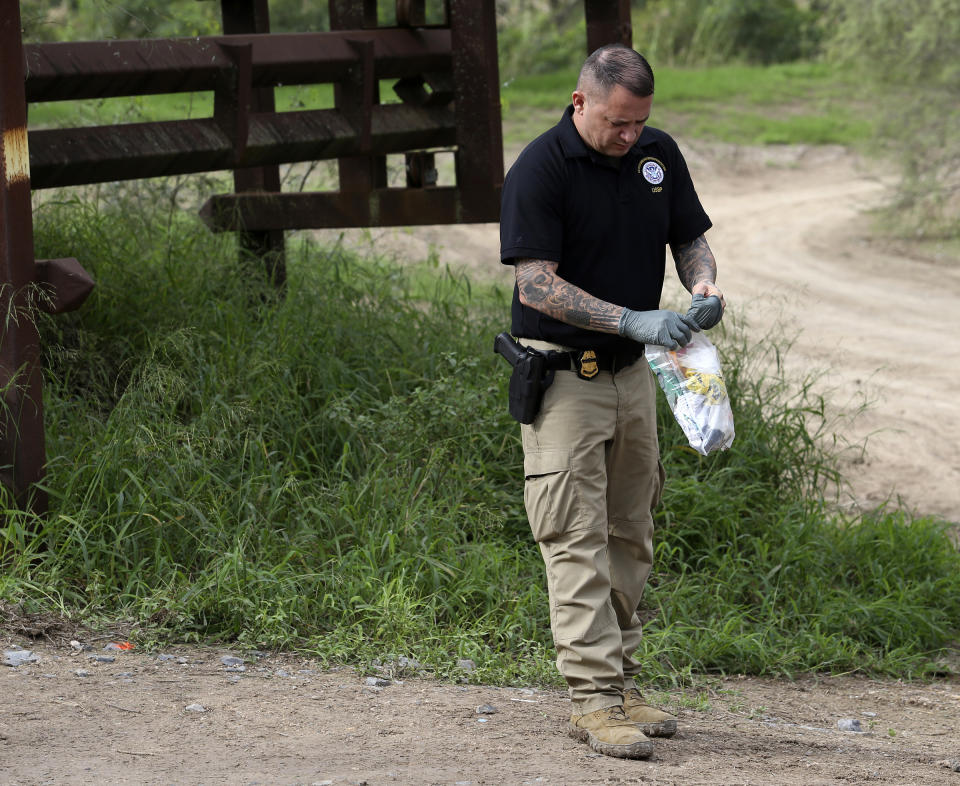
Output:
[
  {"xmin": 605, "ymin": 706, "xmax": 630, "ymax": 721},
  {"xmin": 624, "ymin": 689, "xmax": 649, "ymax": 706}
]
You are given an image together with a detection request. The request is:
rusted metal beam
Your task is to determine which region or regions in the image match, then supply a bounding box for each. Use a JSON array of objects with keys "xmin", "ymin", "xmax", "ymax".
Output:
[
  {"xmin": 584, "ymin": 0, "xmax": 633, "ymax": 53},
  {"xmin": 23, "ymin": 29, "xmax": 453, "ymax": 102},
  {"xmin": 448, "ymin": 0, "xmax": 503, "ymax": 222},
  {"xmin": 29, "ymin": 104, "xmax": 457, "ymax": 189},
  {"xmin": 345, "ymin": 37, "xmax": 377, "ymax": 153},
  {"xmin": 31, "ymin": 117, "xmax": 233, "ymax": 188},
  {"xmin": 221, "ymin": 0, "xmax": 285, "ymax": 286},
  {"xmin": 213, "ymin": 41, "xmax": 253, "ymax": 161},
  {"xmin": 331, "ymin": 2, "xmax": 388, "ymax": 199},
  {"xmin": 396, "ymin": 0, "xmax": 426, "ymax": 27},
  {"xmin": 34, "ymin": 258, "xmax": 95, "ymax": 315},
  {"xmin": 0, "ymin": 2, "xmax": 46, "ymax": 514},
  {"xmin": 199, "ymin": 185, "xmax": 502, "ymax": 231}
]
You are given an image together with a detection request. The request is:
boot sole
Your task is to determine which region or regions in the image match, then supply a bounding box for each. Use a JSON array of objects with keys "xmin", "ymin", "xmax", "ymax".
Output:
[{"xmin": 568, "ymin": 723, "xmax": 654, "ymax": 759}]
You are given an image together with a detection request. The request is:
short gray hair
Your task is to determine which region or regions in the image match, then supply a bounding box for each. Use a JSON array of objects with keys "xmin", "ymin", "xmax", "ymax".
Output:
[{"xmin": 577, "ymin": 44, "xmax": 654, "ymax": 98}]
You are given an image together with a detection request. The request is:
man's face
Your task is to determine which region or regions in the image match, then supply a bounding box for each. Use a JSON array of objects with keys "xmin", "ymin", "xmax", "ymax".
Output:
[{"xmin": 571, "ymin": 84, "xmax": 653, "ymax": 157}]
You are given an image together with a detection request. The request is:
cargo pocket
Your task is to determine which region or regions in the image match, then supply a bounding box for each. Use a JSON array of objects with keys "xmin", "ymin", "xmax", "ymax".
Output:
[{"xmin": 523, "ymin": 450, "xmax": 579, "ymax": 542}]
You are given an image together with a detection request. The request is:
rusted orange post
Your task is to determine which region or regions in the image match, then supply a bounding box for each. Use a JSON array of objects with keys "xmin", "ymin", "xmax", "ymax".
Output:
[
  {"xmin": 329, "ymin": 0, "xmax": 389, "ymax": 203},
  {"xmin": 584, "ymin": 0, "xmax": 632, "ymax": 53},
  {"xmin": 221, "ymin": 0, "xmax": 287, "ymax": 286},
  {"xmin": 1, "ymin": 0, "xmax": 46, "ymax": 513}
]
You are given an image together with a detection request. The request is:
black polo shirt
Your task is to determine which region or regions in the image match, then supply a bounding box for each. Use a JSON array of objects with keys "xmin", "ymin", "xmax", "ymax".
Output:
[{"xmin": 500, "ymin": 105, "xmax": 712, "ymax": 352}]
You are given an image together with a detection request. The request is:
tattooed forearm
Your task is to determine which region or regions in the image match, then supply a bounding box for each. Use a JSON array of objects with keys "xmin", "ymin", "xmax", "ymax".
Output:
[
  {"xmin": 515, "ymin": 258, "xmax": 623, "ymax": 334},
  {"xmin": 671, "ymin": 235, "xmax": 717, "ymax": 291}
]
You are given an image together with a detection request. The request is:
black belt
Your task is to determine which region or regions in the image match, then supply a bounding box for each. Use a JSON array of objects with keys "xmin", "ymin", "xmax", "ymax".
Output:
[{"xmin": 541, "ymin": 347, "xmax": 644, "ymax": 379}]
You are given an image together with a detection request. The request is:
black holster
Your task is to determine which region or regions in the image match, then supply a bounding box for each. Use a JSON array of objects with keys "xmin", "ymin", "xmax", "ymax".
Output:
[{"xmin": 493, "ymin": 333, "xmax": 556, "ymax": 424}]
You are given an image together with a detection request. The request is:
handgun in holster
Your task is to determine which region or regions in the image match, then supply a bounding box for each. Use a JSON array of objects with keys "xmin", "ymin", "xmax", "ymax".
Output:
[{"xmin": 493, "ymin": 332, "xmax": 556, "ymax": 424}]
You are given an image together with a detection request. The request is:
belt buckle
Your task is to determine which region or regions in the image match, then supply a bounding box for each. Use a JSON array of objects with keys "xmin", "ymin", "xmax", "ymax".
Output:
[{"xmin": 576, "ymin": 350, "xmax": 599, "ymax": 380}]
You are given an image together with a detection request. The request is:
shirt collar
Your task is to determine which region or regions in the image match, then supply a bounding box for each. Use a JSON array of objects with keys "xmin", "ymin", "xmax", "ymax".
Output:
[
  {"xmin": 557, "ymin": 105, "xmax": 590, "ymax": 159},
  {"xmin": 556, "ymin": 104, "xmax": 651, "ymax": 163}
]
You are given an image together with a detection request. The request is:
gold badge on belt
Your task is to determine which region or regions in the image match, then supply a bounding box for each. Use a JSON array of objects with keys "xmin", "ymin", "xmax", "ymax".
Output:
[{"xmin": 577, "ymin": 350, "xmax": 599, "ymax": 379}]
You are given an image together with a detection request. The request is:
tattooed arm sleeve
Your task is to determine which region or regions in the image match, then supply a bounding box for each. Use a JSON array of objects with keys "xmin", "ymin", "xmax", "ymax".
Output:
[
  {"xmin": 514, "ymin": 258, "xmax": 624, "ymax": 334},
  {"xmin": 670, "ymin": 234, "xmax": 725, "ymax": 304}
]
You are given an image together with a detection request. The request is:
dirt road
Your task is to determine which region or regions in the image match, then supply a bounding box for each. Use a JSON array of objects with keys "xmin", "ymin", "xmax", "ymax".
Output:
[
  {"xmin": 679, "ymin": 142, "xmax": 960, "ymax": 523},
  {"xmin": 3, "ymin": 145, "xmax": 959, "ymax": 785},
  {"xmin": 2, "ymin": 641, "xmax": 959, "ymax": 785}
]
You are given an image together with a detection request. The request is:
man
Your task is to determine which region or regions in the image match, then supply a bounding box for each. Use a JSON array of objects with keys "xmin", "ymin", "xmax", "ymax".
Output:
[{"xmin": 499, "ymin": 44, "xmax": 725, "ymax": 760}]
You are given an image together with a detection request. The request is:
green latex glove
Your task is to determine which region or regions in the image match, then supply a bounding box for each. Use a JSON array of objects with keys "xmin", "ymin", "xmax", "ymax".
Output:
[{"xmin": 618, "ymin": 308, "xmax": 699, "ymax": 350}]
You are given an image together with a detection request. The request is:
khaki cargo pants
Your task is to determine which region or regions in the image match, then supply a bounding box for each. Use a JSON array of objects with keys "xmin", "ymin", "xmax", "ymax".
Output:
[{"xmin": 520, "ymin": 341, "xmax": 664, "ymax": 715}]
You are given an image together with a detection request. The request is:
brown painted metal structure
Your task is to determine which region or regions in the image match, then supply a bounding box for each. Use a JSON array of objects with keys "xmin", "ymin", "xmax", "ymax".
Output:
[
  {"xmin": 0, "ymin": 0, "xmax": 632, "ymax": 511},
  {"xmin": 1, "ymin": 1, "xmax": 94, "ymax": 515},
  {"xmin": 221, "ymin": 0, "xmax": 286, "ymax": 285},
  {"xmin": 0, "ymin": 2, "xmax": 46, "ymax": 513},
  {"xmin": 585, "ymin": 0, "xmax": 633, "ymax": 54},
  {"xmin": 25, "ymin": 29, "xmax": 459, "ymax": 188}
]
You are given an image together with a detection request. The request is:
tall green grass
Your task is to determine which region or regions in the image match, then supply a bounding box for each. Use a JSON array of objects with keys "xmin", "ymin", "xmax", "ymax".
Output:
[
  {"xmin": 1, "ymin": 194, "xmax": 957, "ymax": 685},
  {"xmin": 501, "ymin": 62, "xmax": 873, "ymax": 148}
]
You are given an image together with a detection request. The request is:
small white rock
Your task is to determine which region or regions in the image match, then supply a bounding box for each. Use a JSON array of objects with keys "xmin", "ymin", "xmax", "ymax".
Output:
[
  {"xmin": 185, "ymin": 703, "xmax": 207, "ymax": 713},
  {"xmin": 3, "ymin": 650, "xmax": 39, "ymax": 667}
]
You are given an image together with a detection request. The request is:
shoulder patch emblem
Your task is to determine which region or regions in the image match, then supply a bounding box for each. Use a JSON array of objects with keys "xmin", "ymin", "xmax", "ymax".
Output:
[{"xmin": 638, "ymin": 157, "xmax": 665, "ymax": 185}]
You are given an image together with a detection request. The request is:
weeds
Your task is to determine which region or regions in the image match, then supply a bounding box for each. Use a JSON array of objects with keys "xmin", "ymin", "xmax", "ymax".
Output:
[{"xmin": 1, "ymin": 196, "xmax": 957, "ymax": 687}]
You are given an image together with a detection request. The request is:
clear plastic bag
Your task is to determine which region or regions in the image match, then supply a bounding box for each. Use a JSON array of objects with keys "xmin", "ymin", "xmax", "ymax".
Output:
[{"xmin": 646, "ymin": 332, "xmax": 735, "ymax": 455}]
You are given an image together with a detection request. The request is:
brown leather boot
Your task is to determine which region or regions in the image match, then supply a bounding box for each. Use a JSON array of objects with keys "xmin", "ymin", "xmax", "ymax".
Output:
[
  {"xmin": 568, "ymin": 704, "xmax": 654, "ymax": 759},
  {"xmin": 622, "ymin": 688, "xmax": 678, "ymax": 737}
]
